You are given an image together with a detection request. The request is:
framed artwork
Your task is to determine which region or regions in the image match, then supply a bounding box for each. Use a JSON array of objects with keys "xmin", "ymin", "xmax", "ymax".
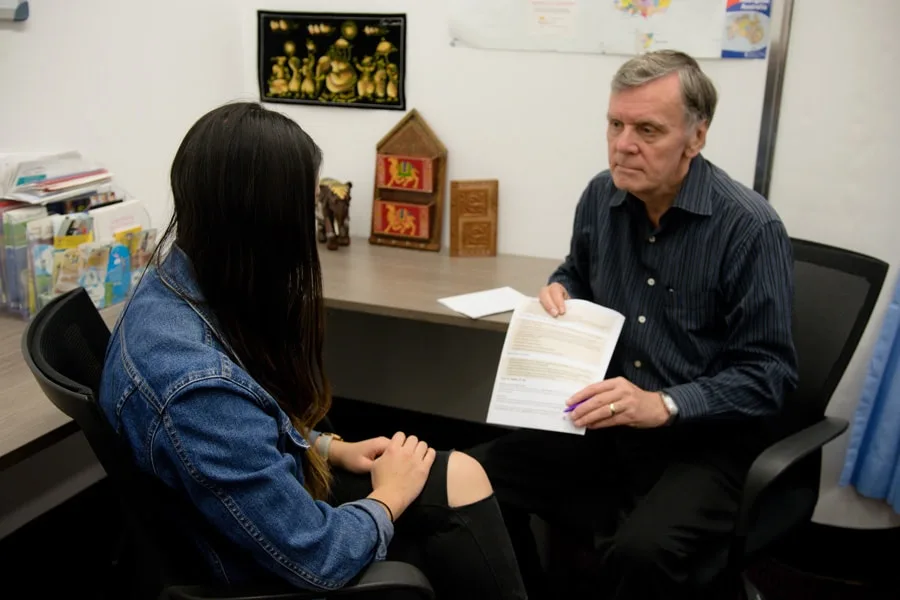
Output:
[
  {"xmin": 258, "ymin": 11, "xmax": 407, "ymax": 111},
  {"xmin": 369, "ymin": 109, "xmax": 447, "ymax": 252}
]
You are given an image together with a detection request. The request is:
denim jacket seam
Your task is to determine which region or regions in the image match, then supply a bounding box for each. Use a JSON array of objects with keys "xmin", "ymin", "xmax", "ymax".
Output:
[
  {"xmin": 113, "ymin": 385, "xmax": 137, "ymax": 422},
  {"xmin": 119, "ymin": 326, "xmax": 162, "ymax": 412},
  {"xmin": 161, "ymin": 369, "xmax": 231, "ymax": 409},
  {"xmin": 206, "ymin": 544, "xmax": 231, "ymax": 585},
  {"xmin": 161, "ymin": 374, "xmax": 270, "ymax": 415},
  {"xmin": 159, "ymin": 409, "xmax": 343, "ymax": 590},
  {"xmin": 147, "ymin": 412, "xmax": 164, "ymax": 476}
]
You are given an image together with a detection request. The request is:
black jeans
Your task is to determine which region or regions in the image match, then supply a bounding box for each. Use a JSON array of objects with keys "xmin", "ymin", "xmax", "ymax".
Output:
[
  {"xmin": 468, "ymin": 422, "xmax": 767, "ymax": 599},
  {"xmin": 330, "ymin": 450, "xmax": 528, "ymax": 599}
]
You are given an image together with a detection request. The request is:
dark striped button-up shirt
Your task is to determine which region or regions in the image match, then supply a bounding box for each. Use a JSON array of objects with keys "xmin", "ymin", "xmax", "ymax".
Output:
[{"xmin": 549, "ymin": 155, "xmax": 798, "ymax": 420}]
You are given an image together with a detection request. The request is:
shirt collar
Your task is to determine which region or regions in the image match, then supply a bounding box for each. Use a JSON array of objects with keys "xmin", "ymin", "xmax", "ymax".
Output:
[{"xmin": 608, "ymin": 155, "xmax": 713, "ymax": 216}]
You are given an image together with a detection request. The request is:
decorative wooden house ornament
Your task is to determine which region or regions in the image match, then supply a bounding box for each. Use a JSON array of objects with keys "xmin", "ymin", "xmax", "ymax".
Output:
[
  {"xmin": 450, "ymin": 179, "xmax": 499, "ymax": 257},
  {"xmin": 369, "ymin": 109, "xmax": 447, "ymax": 251}
]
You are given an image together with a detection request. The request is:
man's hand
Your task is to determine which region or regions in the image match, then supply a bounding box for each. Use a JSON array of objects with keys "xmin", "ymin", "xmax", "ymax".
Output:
[
  {"xmin": 329, "ymin": 436, "xmax": 391, "ymax": 474},
  {"xmin": 565, "ymin": 377, "xmax": 670, "ymax": 429},
  {"xmin": 539, "ymin": 282, "xmax": 570, "ymax": 316}
]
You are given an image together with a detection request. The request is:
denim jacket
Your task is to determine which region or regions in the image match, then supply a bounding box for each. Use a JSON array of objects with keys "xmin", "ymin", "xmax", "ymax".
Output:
[{"xmin": 98, "ymin": 246, "xmax": 394, "ymax": 590}]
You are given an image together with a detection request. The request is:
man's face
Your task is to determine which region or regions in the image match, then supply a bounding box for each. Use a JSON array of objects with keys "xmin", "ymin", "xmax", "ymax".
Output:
[{"xmin": 606, "ymin": 73, "xmax": 707, "ymax": 199}]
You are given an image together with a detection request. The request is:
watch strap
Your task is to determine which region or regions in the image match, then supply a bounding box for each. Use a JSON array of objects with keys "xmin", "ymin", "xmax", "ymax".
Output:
[
  {"xmin": 659, "ymin": 392, "xmax": 679, "ymax": 425},
  {"xmin": 316, "ymin": 432, "xmax": 342, "ymax": 459}
]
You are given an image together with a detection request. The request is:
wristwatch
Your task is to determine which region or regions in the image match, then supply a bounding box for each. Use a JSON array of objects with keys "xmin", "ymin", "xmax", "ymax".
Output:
[
  {"xmin": 316, "ymin": 432, "xmax": 343, "ymax": 460},
  {"xmin": 659, "ymin": 392, "xmax": 679, "ymax": 425}
]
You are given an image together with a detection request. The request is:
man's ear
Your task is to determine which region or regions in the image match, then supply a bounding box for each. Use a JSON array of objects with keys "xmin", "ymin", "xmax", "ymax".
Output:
[{"xmin": 686, "ymin": 121, "xmax": 708, "ymax": 158}]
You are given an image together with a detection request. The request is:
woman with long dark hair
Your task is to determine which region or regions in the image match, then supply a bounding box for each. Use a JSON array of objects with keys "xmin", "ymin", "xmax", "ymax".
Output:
[{"xmin": 99, "ymin": 102, "xmax": 527, "ymax": 598}]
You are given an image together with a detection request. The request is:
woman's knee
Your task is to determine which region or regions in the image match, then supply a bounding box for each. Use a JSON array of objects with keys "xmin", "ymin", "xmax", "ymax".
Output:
[{"xmin": 446, "ymin": 450, "xmax": 493, "ymax": 508}]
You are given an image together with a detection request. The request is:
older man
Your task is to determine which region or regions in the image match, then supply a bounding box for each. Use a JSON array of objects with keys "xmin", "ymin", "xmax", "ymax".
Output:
[{"xmin": 469, "ymin": 50, "xmax": 798, "ymax": 599}]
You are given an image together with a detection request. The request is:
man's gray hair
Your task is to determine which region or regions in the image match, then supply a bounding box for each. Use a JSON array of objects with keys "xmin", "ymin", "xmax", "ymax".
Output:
[{"xmin": 611, "ymin": 50, "xmax": 718, "ymax": 127}]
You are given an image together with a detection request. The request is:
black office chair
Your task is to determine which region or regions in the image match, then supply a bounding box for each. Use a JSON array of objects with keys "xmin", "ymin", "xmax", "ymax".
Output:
[
  {"xmin": 544, "ymin": 238, "xmax": 889, "ymax": 599},
  {"xmin": 21, "ymin": 287, "xmax": 434, "ymax": 600},
  {"xmin": 718, "ymin": 238, "xmax": 889, "ymax": 599}
]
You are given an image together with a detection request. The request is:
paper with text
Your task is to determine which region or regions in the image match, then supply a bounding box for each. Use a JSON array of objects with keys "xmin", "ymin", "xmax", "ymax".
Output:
[
  {"xmin": 438, "ymin": 286, "xmax": 527, "ymax": 319},
  {"xmin": 486, "ymin": 297, "xmax": 625, "ymax": 435}
]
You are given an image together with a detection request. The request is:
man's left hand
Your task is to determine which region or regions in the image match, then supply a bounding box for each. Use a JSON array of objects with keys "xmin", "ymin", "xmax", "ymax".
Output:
[
  {"xmin": 329, "ymin": 436, "xmax": 391, "ymax": 474},
  {"xmin": 566, "ymin": 377, "xmax": 670, "ymax": 429}
]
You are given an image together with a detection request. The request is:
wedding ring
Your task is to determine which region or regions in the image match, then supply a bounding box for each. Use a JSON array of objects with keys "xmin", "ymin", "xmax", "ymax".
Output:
[{"xmin": 609, "ymin": 402, "xmax": 617, "ymax": 416}]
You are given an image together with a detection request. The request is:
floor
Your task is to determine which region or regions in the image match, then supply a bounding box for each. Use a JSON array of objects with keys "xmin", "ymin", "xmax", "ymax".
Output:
[{"xmin": 1, "ymin": 397, "xmax": 895, "ymax": 599}]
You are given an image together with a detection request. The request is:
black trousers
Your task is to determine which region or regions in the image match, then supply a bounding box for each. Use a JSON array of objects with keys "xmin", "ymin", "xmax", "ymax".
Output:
[
  {"xmin": 468, "ymin": 422, "xmax": 767, "ymax": 599},
  {"xmin": 330, "ymin": 450, "xmax": 528, "ymax": 599}
]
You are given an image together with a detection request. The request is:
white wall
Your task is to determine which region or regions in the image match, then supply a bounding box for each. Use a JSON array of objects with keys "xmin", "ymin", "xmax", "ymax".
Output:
[
  {"xmin": 767, "ymin": 0, "xmax": 900, "ymax": 529},
  {"xmin": 0, "ymin": 0, "xmax": 243, "ymax": 231},
  {"xmin": 236, "ymin": 0, "xmax": 768, "ymax": 259},
  {"xmin": 0, "ymin": 0, "xmax": 898, "ymax": 529}
]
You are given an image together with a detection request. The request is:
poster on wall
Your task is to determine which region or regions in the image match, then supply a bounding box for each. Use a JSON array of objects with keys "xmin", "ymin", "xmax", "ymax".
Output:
[
  {"xmin": 447, "ymin": 0, "xmax": 772, "ymax": 59},
  {"xmin": 258, "ymin": 11, "xmax": 407, "ymax": 111},
  {"xmin": 721, "ymin": 0, "xmax": 772, "ymax": 59}
]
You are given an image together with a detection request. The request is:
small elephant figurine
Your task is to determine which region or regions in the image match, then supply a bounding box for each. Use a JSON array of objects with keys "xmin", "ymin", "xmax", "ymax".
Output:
[{"xmin": 316, "ymin": 178, "xmax": 352, "ymax": 250}]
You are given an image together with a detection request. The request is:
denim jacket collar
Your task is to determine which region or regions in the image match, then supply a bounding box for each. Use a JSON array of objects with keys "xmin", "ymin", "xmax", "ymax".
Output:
[{"xmin": 156, "ymin": 245, "xmax": 248, "ymax": 373}]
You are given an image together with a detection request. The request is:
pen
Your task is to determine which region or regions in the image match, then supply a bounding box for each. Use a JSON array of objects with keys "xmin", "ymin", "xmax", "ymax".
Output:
[{"xmin": 562, "ymin": 399, "xmax": 587, "ymax": 414}]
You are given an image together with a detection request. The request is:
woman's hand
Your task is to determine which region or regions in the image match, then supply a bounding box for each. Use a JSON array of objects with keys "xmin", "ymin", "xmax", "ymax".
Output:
[
  {"xmin": 328, "ymin": 437, "xmax": 391, "ymax": 474},
  {"xmin": 368, "ymin": 432, "xmax": 436, "ymax": 521}
]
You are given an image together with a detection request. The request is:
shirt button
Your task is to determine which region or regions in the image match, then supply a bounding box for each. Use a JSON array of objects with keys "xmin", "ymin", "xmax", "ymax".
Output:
[
  {"xmin": 634, "ymin": 360, "xmax": 642, "ymax": 368},
  {"xmin": 647, "ymin": 278, "xmax": 656, "ymax": 286},
  {"xmin": 638, "ymin": 315, "xmax": 647, "ymax": 324},
  {"xmin": 648, "ymin": 236, "xmax": 656, "ymax": 243}
]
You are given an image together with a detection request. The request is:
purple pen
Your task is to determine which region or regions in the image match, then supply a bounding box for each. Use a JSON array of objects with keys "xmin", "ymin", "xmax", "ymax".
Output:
[{"xmin": 563, "ymin": 399, "xmax": 587, "ymax": 414}]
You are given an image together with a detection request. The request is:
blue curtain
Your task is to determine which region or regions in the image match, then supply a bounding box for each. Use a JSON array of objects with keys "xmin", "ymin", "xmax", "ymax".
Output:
[{"xmin": 840, "ymin": 271, "xmax": 900, "ymax": 513}]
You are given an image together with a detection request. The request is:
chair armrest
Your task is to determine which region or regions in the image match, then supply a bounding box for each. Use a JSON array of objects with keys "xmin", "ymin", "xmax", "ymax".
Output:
[
  {"xmin": 159, "ymin": 561, "xmax": 434, "ymax": 599},
  {"xmin": 727, "ymin": 416, "xmax": 848, "ymax": 569}
]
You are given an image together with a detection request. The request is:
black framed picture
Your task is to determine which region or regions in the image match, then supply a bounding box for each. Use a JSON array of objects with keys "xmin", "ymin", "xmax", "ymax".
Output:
[{"xmin": 258, "ymin": 11, "xmax": 407, "ymax": 111}]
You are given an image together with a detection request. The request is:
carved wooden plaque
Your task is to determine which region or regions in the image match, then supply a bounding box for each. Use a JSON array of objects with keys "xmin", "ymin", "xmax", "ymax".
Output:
[{"xmin": 450, "ymin": 180, "xmax": 498, "ymax": 257}]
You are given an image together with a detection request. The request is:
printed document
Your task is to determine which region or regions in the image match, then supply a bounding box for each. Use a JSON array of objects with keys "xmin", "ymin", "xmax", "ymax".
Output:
[
  {"xmin": 486, "ymin": 297, "xmax": 625, "ymax": 435},
  {"xmin": 438, "ymin": 286, "xmax": 526, "ymax": 319}
]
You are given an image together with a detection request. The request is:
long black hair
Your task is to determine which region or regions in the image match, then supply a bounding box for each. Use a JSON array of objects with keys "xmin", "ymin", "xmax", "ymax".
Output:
[{"xmin": 157, "ymin": 102, "xmax": 332, "ymax": 499}]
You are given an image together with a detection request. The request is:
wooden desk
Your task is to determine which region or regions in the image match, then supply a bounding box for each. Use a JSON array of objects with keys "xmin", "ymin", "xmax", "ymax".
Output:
[
  {"xmin": 0, "ymin": 240, "xmax": 561, "ymax": 467},
  {"xmin": 319, "ymin": 240, "xmax": 560, "ymax": 332}
]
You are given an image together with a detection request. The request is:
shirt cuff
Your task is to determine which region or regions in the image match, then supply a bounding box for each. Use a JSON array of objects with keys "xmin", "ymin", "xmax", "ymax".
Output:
[
  {"xmin": 343, "ymin": 499, "xmax": 395, "ymax": 561},
  {"xmin": 663, "ymin": 383, "xmax": 706, "ymax": 420},
  {"xmin": 547, "ymin": 274, "xmax": 582, "ymax": 299}
]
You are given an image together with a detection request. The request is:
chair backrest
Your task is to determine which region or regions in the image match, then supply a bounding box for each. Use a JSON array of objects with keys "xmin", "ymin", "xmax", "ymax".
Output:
[
  {"xmin": 21, "ymin": 288, "xmax": 214, "ymax": 597},
  {"xmin": 21, "ymin": 288, "xmax": 122, "ymax": 473},
  {"xmin": 784, "ymin": 238, "xmax": 889, "ymax": 432}
]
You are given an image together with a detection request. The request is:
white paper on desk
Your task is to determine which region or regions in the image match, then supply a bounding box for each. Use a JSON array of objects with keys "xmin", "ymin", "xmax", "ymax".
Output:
[
  {"xmin": 486, "ymin": 297, "xmax": 625, "ymax": 435},
  {"xmin": 437, "ymin": 286, "xmax": 527, "ymax": 319}
]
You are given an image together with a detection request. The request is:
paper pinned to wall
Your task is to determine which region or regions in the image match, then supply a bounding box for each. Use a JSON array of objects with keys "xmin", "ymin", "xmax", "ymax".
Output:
[{"xmin": 448, "ymin": 0, "xmax": 773, "ymax": 59}]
